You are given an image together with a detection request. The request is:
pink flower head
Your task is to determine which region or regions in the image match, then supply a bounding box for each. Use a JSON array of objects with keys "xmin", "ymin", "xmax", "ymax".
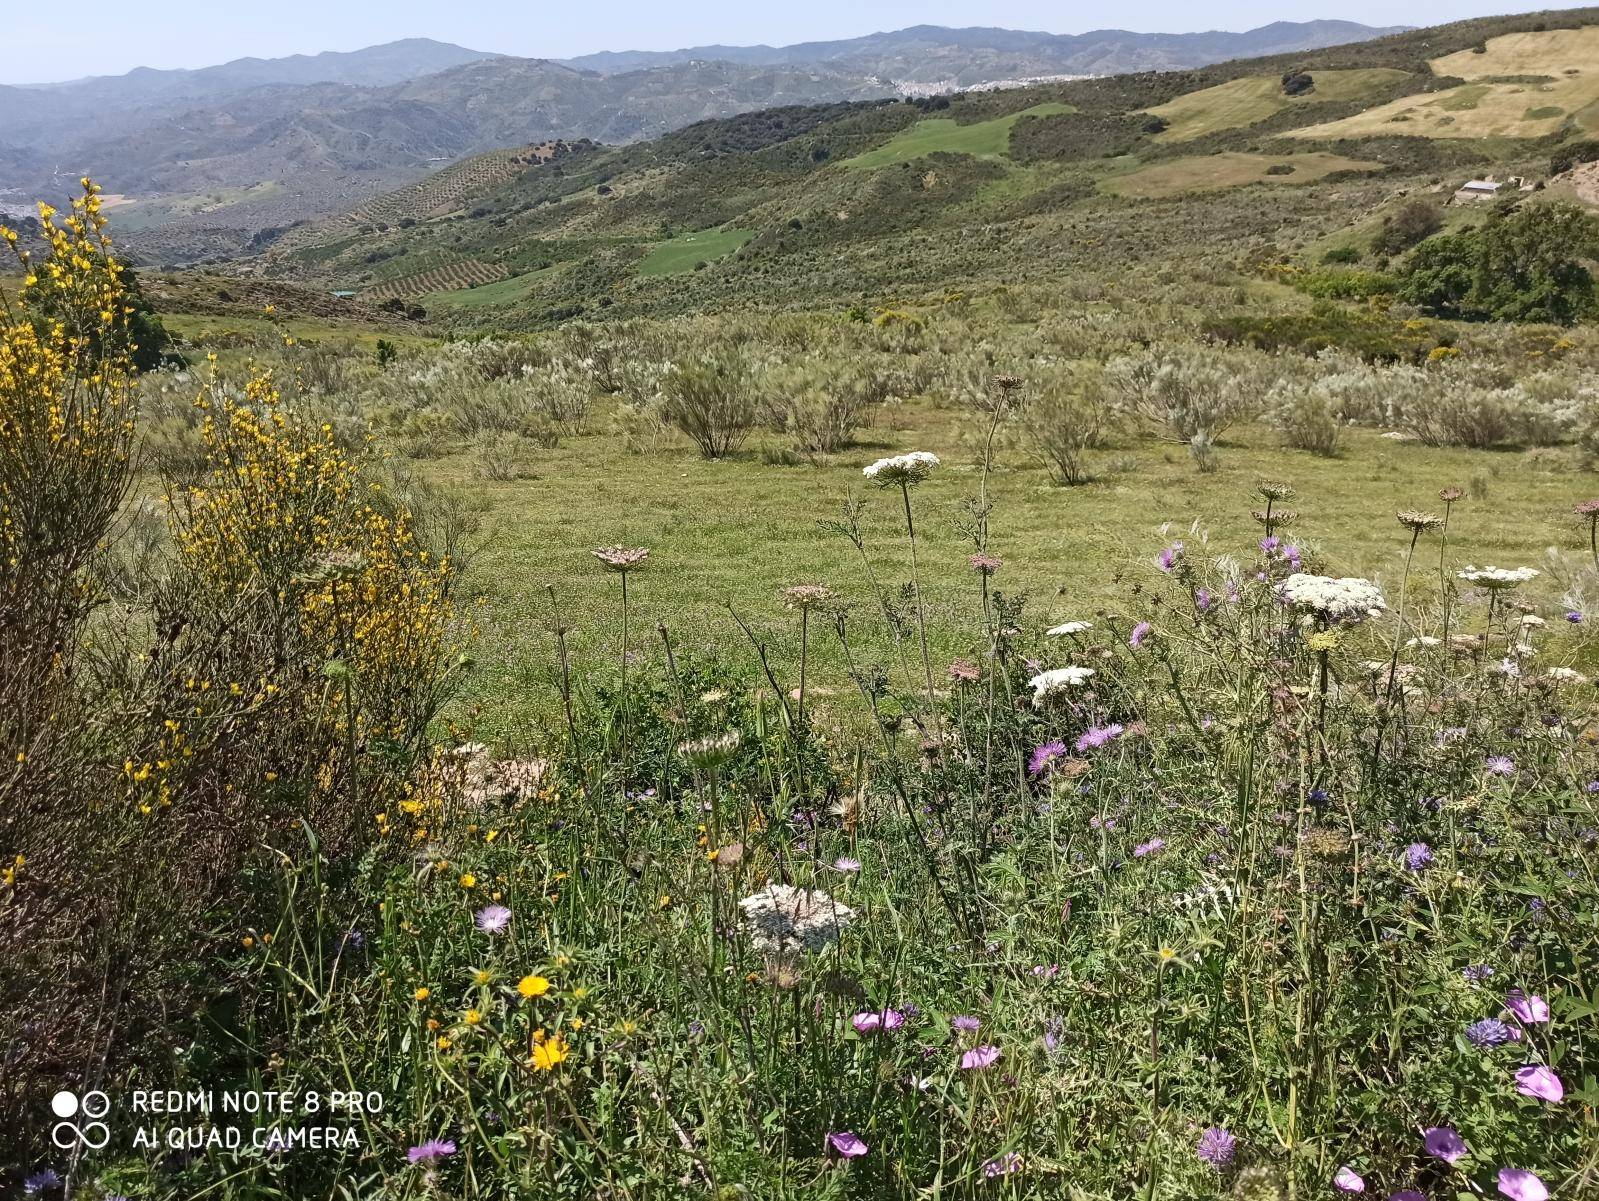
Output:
[
  {"xmin": 1496, "ymin": 1168, "xmax": 1548, "ymax": 1201},
  {"xmin": 827, "ymin": 1131, "xmax": 868, "ymax": 1158},
  {"xmin": 983, "ymin": 1151, "xmax": 1022, "ymax": 1177},
  {"xmin": 474, "ymin": 904, "xmax": 511, "ymax": 934},
  {"xmin": 960, "ymin": 1045, "xmax": 1001, "ymax": 1070},
  {"xmin": 1422, "ymin": 1127, "xmax": 1468, "ymax": 1164},
  {"xmin": 1335, "ymin": 1165, "xmax": 1366, "ymax": 1192},
  {"xmin": 1129, "ymin": 621, "xmax": 1153, "ymax": 648},
  {"xmin": 407, "ymin": 1138, "xmax": 457, "ymax": 1163},
  {"xmin": 1505, "ymin": 990, "xmax": 1550, "ymax": 1025},
  {"xmin": 1514, "ymin": 1064, "xmax": 1563, "ymax": 1103},
  {"xmin": 852, "ymin": 1008, "xmax": 904, "ymax": 1034},
  {"xmin": 951, "ymin": 1015, "xmax": 981, "ymax": 1032}
]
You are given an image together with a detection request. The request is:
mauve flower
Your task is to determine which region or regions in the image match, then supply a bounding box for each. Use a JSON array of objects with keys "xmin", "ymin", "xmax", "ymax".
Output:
[
  {"xmin": 23, "ymin": 1171, "xmax": 61, "ymax": 1195},
  {"xmin": 1028, "ymin": 739, "xmax": 1068, "ymax": 777},
  {"xmin": 1423, "ymin": 1127, "xmax": 1467, "ymax": 1164},
  {"xmin": 1496, "ymin": 1168, "xmax": 1547, "ymax": 1201},
  {"xmin": 1076, "ymin": 723, "xmax": 1124, "ymax": 752},
  {"xmin": 951, "ymin": 1015, "xmax": 981, "ymax": 1032},
  {"xmin": 407, "ymin": 1138, "xmax": 457, "ymax": 1163},
  {"xmin": 1134, "ymin": 838, "xmax": 1165, "ymax": 858},
  {"xmin": 852, "ymin": 1008, "xmax": 904, "ymax": 1034},
  {"xmin": 474, "ymin": 905, "xmax": 511, "ymax": 934},
  {"xmin": 1404, "ymin": 843, "xmax": 1433, "ymax": 872},
  {"xmin": 983, "ymin": 1151, "xmax": 1022, "ymax": 1177},
  {"xmin": 827, "ymin": 1131, "xmax": 868, "ymax": 1158},
  {"xmin": 1514, "ymin": 1065, "xmax": 1563, "ymax": 1103},
  {"xmin": 1335, "ymin": 1165, "xmax": 1366, "ymax": 1192},
  {"xmin": 1485, "ymin": 755, "xmax": 1516, "ymax": 776},
  {"xmin": 1129, "ymin": 621, "xmax": 1153, "ymax": 648},
  {"xmin": 1157, "ymin": 543, "xmax": 1183, "ymax": 572},
  {"xmin": 1566, "ymin": 611, "xmax": 1583, "ymax": 624},
  {"xmin": 960, "ymin": 1045, "xmax": 1001, "ymax": 1069},
  {"xmin": 1462, "ymin": 964, "xmax": 1495, "ymax": 984},
  {"xmin": 1196, "ymin": 1126, "xmax": 1236, "ymax": 1167},
  {"xmin": 833, "ymin": 856, "xmax": 861, "ymax": 873},
  {"xmin": 1196, "ymin": 588, "xmax": 1213, "ymax": 611},
  {"xmin": 1506, "ymin": 990, "xmax": 1550, "ymax": 1025},
  {"xmin": 1465, "ymin": 1018, "xmax": 1517, "ymax": 1048}
]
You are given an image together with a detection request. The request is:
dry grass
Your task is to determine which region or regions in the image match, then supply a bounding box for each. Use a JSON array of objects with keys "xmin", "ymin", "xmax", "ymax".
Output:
[
  {"xmin": 1100, "ymin": 151, "xmax": 1382, "ymax": 199},
  {"xmin": 1145, "ymin": 69, "xmax": 1413, "ymax": 143}
]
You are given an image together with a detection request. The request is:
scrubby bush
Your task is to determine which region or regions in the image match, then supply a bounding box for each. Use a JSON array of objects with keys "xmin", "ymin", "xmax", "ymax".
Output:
[
  {"xmin": 660, "ymin": 350, "xmax": 758, "ymax": 458},
  {"xmin": 1102, "ymin": 344, "xmax": 1269, "ymax": 446},
  {"xmin": 1267, "ymin": 381, "xmax": 1344, "ymax": 456},
  {"xmin": 758, "ymin": 357, "xmax": 892, "ymax": 453},
  {"xmin": 1014, "ymin": 361, "xmax": 1109, "ymax": 484}
]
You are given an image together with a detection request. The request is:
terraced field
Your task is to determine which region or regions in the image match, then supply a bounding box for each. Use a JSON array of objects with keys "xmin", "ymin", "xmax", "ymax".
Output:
[
  {"xmin": 841, "ymin": 102, "xmax": 1074, "ymax": 168},
  {"xmin": 363, "ymin": 259, "xmax": 507, "ymax": 300},
  {"xmin": 1145, "ymin": 68, "xmax": 1414, "ymax": 142},
  {"xmin": 1291, "ymin": 25, "xmax": 1599, "ymax": 140},
  {"xmin": 423, "ymin": 267, "xmax": 556, "ymax": 309},
  {"xmin": 1102, "ymin": 151, "xmax": 1383, "ymax": 198}
]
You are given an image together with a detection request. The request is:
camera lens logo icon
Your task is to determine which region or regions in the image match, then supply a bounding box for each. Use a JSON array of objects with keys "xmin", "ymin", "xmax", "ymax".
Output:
[{"xmin": 51, "ymin": 1090, "xmax": 111, "ymax": 1150}]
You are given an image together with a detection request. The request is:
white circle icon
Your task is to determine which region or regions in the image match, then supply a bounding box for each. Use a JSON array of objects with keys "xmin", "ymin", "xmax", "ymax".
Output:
[
  {"xmin": 51, "ymin": 1090, "xmax": 79, "ymax": 1118},
  {"xmin": 50, "ymin": 1089, "xmax": 110, "ymax": 1149}
]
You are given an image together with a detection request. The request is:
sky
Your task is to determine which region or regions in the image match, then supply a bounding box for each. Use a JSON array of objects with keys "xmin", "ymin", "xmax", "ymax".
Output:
[{"xmin": 2, "ymin": 0, "xmax": 1560, "ymax": 85}]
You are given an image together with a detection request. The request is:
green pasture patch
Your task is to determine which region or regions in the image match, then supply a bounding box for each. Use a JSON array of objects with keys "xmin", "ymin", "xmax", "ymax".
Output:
[
  {"xmin": 841, "ymin": 103, "xmax": 1075, "ymax": 169},
  {"xmin": 637, "ymin": 228, "xmax": 755, "ymax": 276}
]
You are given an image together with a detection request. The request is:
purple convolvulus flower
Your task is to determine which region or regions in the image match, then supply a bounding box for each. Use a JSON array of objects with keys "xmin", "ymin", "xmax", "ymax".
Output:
[
  {"xmin": 1466, "ymin": 1018, "xmax": 1517, "ymax": 1048},
  {"xmin": 1076, "ymin": 723, "xmax": 1124, "ymax": 752},
  {"xmin": 1506, "ymin": 990, "xmax": 1550, "ymax": 1025},
  {"xmin": 1334, "ymin": 1165, "xmax": 1366, "ymax": 1192},
  {"xmin": 1028, "ymin": 739, "xmax": 1068, "ymax": 777},
  {"xmin": 1129, "ymin": 621, "xmax": 1153, "ymax": 648},
  {"xmin": 1157, "ymin": 543, "xmax": 1184, "ymax": 572},
  {"xmin": 474, "ymin": 904, "xmax": 511, "ymax": 934},
  {"xmin": 23, "ymin": 1171, "xmax": 61, "ymax": 1195},
  {"xmin": 1404, "ymin": 843, "xmax": 1434, "ymax": 872},
  {"xmin": 1496, "ymin": 1168, "xmax": 1548, "ymax": 1201},
  {"xmin": 852, "ymin": 1008, "xmax": 904, "ymax": 1034},
  {"xmin": 983, "ymin": 1152, "xmax": 1023, "ymax": 1177},
  {"xmin": 1514, "ymin": 1065, "xmax": 1563, "ymax": 1103},
  {"xmin": 1485, "ymin": 755, "xmax": 1516, "ymax": 776},
  {"xmin": 1423, "ymin": 1127, "xmax": 1467, "ymax": 1164},
  {"xmin": 827, "ymin": 1131, "xmax": 868, "ymax": 1158},
  {"xmin": 951, "ymin": 1015, "xmax": 981, "ymax": 1032},
  {"xmin": 1134, "ymin": 838, "xmax": 1166, "ymax": 858},
  {"xmin": 407, "ymin": 1139, "xmax": 457, "ymax": 1163},
  {"xmin": 1196, "ymin": 1127, "xmax": 1236, "ymax": 1168},
  {"xmin": 960, "ymin": 1045, "xmax": 1001, "ymax": 1069}
]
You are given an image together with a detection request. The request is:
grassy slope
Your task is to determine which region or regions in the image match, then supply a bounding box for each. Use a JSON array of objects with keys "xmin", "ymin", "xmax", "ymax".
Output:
[
  {"xmin": 833, "ymin": 103, "xmax": 1074, "ymax": 169},
  {"xmin": 1101, "ymin": 151, "xmax": 1383, "ymax": 198},
  {"xmin": 637, "ymin": 228, "xmax": 756, "ymax": 276},
  {"xmin": 1146, "ymin": 68, "xmax": 1413, "ymax": 142}
]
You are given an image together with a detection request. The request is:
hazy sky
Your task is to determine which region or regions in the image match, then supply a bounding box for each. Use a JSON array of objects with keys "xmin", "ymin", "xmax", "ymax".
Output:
[{"xmin": 2, "ymin": 1, "xmax": 1558, "ymax": 85}]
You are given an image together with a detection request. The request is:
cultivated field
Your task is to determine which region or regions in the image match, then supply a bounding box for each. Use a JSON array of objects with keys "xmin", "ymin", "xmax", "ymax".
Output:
[{"xmin": 1145, "ymin": 68, "xmax": 1413, "ymax": 142}]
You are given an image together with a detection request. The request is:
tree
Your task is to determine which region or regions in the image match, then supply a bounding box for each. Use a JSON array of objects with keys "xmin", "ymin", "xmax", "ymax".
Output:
[
  {"xmin": 1371, "ymin": 200, "xmax": 1442, "ymax": 258},
  {"xmin": 1396, "ymin": 234, "xmax": 1482, "ymax": 317}
]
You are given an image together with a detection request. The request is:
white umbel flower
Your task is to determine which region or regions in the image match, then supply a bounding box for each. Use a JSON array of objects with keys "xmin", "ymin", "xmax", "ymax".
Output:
[
  {"xmin": 1027, "ymin": 665, "xmax": 1095, "ymax": 705},
  {"xmin": 1046, "ymin": 621, "xmax": 1093, "ymax": 636},
  {"xmin": 863, "ymin": 450, "xmax": 940, "ymax": 486},
  {"xmin": 737, "ymin": 885, "xmax": 855, "ymax": 956},
  {"xmin": 1458, "ymin": 565, "xmax": 1539, "ymax": 590},
  {"xmin": 1545, "ymin": 666, "xmax": 1587, "ymax": 684},
  {"xmin": 1281, "ymin": 573, "xmax": 1387, "ymax": 622}
]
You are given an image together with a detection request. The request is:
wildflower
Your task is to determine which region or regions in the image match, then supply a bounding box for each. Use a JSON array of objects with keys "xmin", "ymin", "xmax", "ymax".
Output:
[
  {"xmin": 831, "ymin": 855, "xmax": 861, "ymax": 874},
  {"xmin": 475, "ymin": 905, "xmax": 511, "ymax": 934},
  {"xmin": 1458, "ymin": 565, "xmax": 1538, "ymax": 590},
  {"xmin": 1075, "ymin": 724, "xmax": 1124, "ymax": 752},
  {"xmin": 1196, "ymin": 1127, "xmax": 1236, "ymax": 1168},
  {"xmin": 23, "ymin": 1170, "xmax": 61, "ymax": 1194},
  {"xmin": 459, "ymin": 873, "xmax": 477, "ymax": 889},
  {"xmin": 737, "ymin": 885, "xmax": 854, "ymax": 956},
  {"xmin": 1439, "ymin": 486, "xmax": 1464, "ymax": 503},
  {"xmin": 948, "ymin": 658, "xmax": 981, "ymax": 683},
  {"xmin": 827, "ymin": 1131, "xmax": 868, "ymax": 1158},
  {"xmin": 1514, "ymin": 1065, "xmax": 1563, "ymax": 1103},
  {"xmin": 1463, "ymin": 964, "xmax": 1495, "ymax": 984},
  {"xmin": 518, "ymin": 975, "xmax": 552, "ymax": 999},
  {"xmin": 531, "ymin": 1033, "xmax": 569, "ymax": 1070},
  {"xmin": 852, "ymin": 1008, "xmax": 905, "ymax": 1033},
  {"xmin": 1465, "ymin": 1018, "xmax": 1517, "ymax": 1048},
  {"xmin": 463, "ymin": 1009, "xmax": 483, "ymax": 1026},
  {"xmin": 983, "ymin": 1151, "xmax": 1023, "ymax": 1177},
  {"xmin": 1129, "ymin": 621, "xmax": 1152, "ymax": 648},
  {"xmin": 1496, "ymin": 1168, "xmax": 1548, "ymax": 1201},
  {"xmin": 1281, "ymin": 574, "xmax": 1387, "ymax": 622},
  {"xmin": 1028, "ymin": 739, "xmax": 1068, "ymax": 776},
  {"xmin": 678, "ymin": 730, "xmax": 741, "ymax": 773},
  {"xmin": 407, "ymin": 1138, "xmax": 457, "ymax": 1163},
  {"xmin": 1047, "ymin": 620, "xmax": 1093, "ymax": 636},
  {"xmin": 1157, "ymin": 542, "xmax": 1184, "ymax": 572},
  {"xmin": 863, "ymin": 451, "xmax": 939, "ymax": 486},
  {"xmin": 1485, "ymin": 756, "xmax": 1515, "ymax": 776},
  {"xmin": 969, "ymin": 553, "xmax": 1002, "ymax": 575},
  {"xmin": 1397, "ymin": 510, "xmax": 1444, "ymax": 533},
  {"xmin": 951, "ymin": 1015, "xmax": 981, "ymax": 1032},
  {"xmin": 1027, "ymin": 666, "xmax": 1094, "ymax": 705},
  {"xmin": 1506, "ymin": 990, "xmax": 1551, "ymax": 1024},
  {"xmin": 1334, "ymin": 1165, "xmax": 1365, "ymax": 1192},
  {"xmin": 1134, "ymin": 838, "xmax": 1166, "ymax": 858},
  {"xmin": 592, "ymin": 545, "xmax": 649, "ymax": 571},
  {"xmin": 960, "ymin": 1045, "xmax": 1001, "ymax": 1069},
  {"xmin": 782, "ymin": 583, "xmax": 835, "ymax": 610},
  {"xmin": 1258, "ymin": 481, "xmax": 1296, "ymax": 501},
  {"xmin": 1422, "ymin": 1127, "xmax": 1467, "ymax": 1164},
  {"xmin": 1565, "ymin": 610, "xmax": 1583, "ymax": 624},
  {"xmin": 1403, "ymin": 843, "xmax": 1433, "ymax": 872},
  {"xmin": 414, "ymin": 987, "xmax": 431, "ymax": 1002}
]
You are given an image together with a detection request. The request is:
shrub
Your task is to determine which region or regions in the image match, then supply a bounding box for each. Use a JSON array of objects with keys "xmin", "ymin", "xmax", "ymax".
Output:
[
  {"xmin": 1267, "ymin": 383, "xmax": 1344, "ymax": 456},
  {"xmin": 1371, "ymin": 199, "xmax": 1443, "ymax": 258},
  {"xmin": 660, "ymin": 351, "xmax": 758, "ymax": 459},
  {"xmin": 758, "ymin": 357, "xmax": 891, "ymax": 453},
  {"xmin": 1102, "ymin": 344, "xmax": 1269, "ymax": 445},
  {"xmin": 1014, "ymin": 362, "xmax": 1109, "ymax": 485}
]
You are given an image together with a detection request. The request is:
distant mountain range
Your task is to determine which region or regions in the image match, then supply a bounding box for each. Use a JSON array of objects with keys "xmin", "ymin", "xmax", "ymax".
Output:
[{"xmin": 0, "ymin": 21, "xmax": 1408, "ymax": 247}]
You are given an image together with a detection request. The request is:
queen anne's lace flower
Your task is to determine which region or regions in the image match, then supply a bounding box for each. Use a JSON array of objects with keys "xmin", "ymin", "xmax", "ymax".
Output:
[
  {"xmin": 1458, "ymin": 565, "xmax": 1539, "ymax": 590},
  {"xmin": 1281, "ymin": 573, "xmax": 1387, "ymax": 622},
  {"xmin": 1027, "ymin": 666, "xmax": 1095, "ymax": 705},
  {"xmin": 863, "ymin": 451, "xmax": 940, "ymax": 486},
  {"xmin": 1047, "ymin": 621, "xmax": 1093, "ymax": 636},
  {"xmin": 738, "ymin": 885, "xmax": 855, "ymax": 956}
]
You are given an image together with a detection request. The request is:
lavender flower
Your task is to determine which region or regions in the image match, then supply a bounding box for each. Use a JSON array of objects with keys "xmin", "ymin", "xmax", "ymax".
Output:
[
  {"xmin": 832, "ymin": 856, "xmax": 861, "ymax": 873},
  {"xmin": 1133, "ymin": 838, "xmax": 1166, "ymax": 858},
  {"xmin": 1496, "ymin": 1168, "xmax": 1548, "ymax": 1201},
  {"xmin": 1514, "ymin": 1065, "xmax": 1563, "ymax": 1103},
  {"xmin": 474, "ymin": 904, "xmax": 511, "ymax": 934},
  {"xmin": 1465, "ymin": 1018, "xmax": 1517, "ymax": 1048},
  {"xmin": 407, "ymin": 1138, "xmax": 457, "ymax": 1163},
  {"xmin": 1423, "ymin": 1127, "xmax": 1467, "ymax": 1164},
  {"xmin": 1157, "ymin": 543, "xmax": 1184, "ymax": 572},
  {"xmin": 852, "ymin": 1009, "xmax": 905, "ymax": 1034},
  {"xmin": 951, "ymin": 1015, "xmax": 981, "ymax": 1032},
  {"xmin": 1404, "ymin": 843, "xmax": 1434, "ymax": 872},
  {"xmin": 1334, "ymin": 1165, "xmax": 1366, "ymax": 1193},
  {"xmin": 1505, "ymin": 990, "xmax": 1550, "ymax": 1025},
  {"xmin": 1485, "ymin": 755, "xmax": 1516, "ymax": 776},
  {"xmin": 1196, "ymin": 1127, "xmax": 1236, "ymax": 1168},
  {"xmin": 983, "ymin": 1151, "xmax": 1023, "ymax": 1177},
  {"xmin": 1129, "ymin": 621, "xmax": 1153, "ymax": 648},
  {"xmin": 1075, "ymin": 723, "xmax": 1124, "ymax": 752},
  {"xmin": 23, "ymin": 1170, "xmax": 61, "ymax": 1195},
  {"xmin": 827, "ymin": 1131, "xmax": 868, "ymax": 1158},
  {"xmin": 960, "ymin": 1045, "xmax": 1001, "ymax": 1069},
  {"xmin": 1028, "ymin": 739, "xmax": 1069, "ymax": 777},
  {"xmin": 1462, "ymin": 964, "xmax": 1495, "ymax": 984}
]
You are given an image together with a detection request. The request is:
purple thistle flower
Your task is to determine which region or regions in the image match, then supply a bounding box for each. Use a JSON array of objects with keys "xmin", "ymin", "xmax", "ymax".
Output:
[
  {"xmin": 1485, "ymin": 755, "xmax": 1516, "ymax": 776},
  {"xmin": 852, "ymin": 1008, "xmax": 905, "ymax": 1034},
  {"xmin": 833, "ymin": 856, "xmax": 861, "ymax": 873},
  {"xmin": 1260, "ymin": 535, "xmax": 1280, "ymax": 553},
  {"xmin": 960, "ymin": 1045, "xmax": 1001, "ymax": 1069},
  {"xmin": 1028, "ymin": 739, "xmax": 1068, "ymax": 777},
  {"xmin": 951, "ymin": 1015, "xmax": 981, "ymax": 1032},
  {"xmin": 1466, "ymin": 1018, "xmax": 1517, "ymax": 1048},
  {"xmin": 1505, "ymin": 990, "xmax": 1550, "ymax": 1025},
  {"xmin": 407, "ymin": 1138, "xmax": 457, "ymax": 1163},
  {"xmin": 1496, "ymin": 1168, "xmax": 1548, "ymax": 1201},
  {"xmin": 1423, "ymin": 1127, "xmax": 1467, "ymax": 1164},
  {"xmin": 983, "ymin": 1151, "xmax": 1023, "ymax": 1177},
  {"xmin": 1463, "ymin": 964, "xmax": 1495, "ymax": 984},
  {"xmin": 1075, "ymin": 723, "xmax": 1124, "ymax": 752},
  {"xmin": 474, "ymin": 904, "xmax": 511, "ymax": 934},
  {"xmin": 1335, "ymin": 1165, "xmax": 1366, "ymax": 1193},
  {"xmin": 1129, "ymin": 621, "xmax": 1152, "ymax": 648},
  {"xmin": 1157, "ymin": 543, "xmax": 1183, "ymax": 572},
  {"xmin": 1196, "ymin": 1127, "xmax": 1236, "ymax": 1168},
  {"xmin": 23, "ymin": 1170, "xmax": 62, "ymax": 1195},
  {"xmin": 1195, "ymin": 588, "xmax": 1213, "ymax": 612},
  {"xmin": 1514, "ymin": 1064, "xmax": 1563, "ymax": 1103},
  {"xmin": 1404, "ymin": 843, "xmax": 1433, "ymax": 872},
  {"xmin": 827, "ymin": 1131, "xmax": 868, "ymax": 1158},
  {"xmin": 1566, "ymin": 610, "xmax": 1583, "ymax": 623},
  {"xmin": 1133, "ymin": 838, "xmax": 1166, "ymax": 858}
]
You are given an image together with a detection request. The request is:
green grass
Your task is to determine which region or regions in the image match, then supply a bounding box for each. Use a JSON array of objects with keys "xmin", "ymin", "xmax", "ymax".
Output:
[
  {"xmin": 425, "ymin": 267, "xmax": 555, "ymax": 309},
  {"xmin": 637, "ymin": 228, "xmax": 755, "ymax": 276},
  {"xmin": 1145, "ymin": 69, "xmax": 1413, "ymax": 142},
  {"xmin": 840, "ymin": 103, "xmax": 1074, "ymax": 170}
]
